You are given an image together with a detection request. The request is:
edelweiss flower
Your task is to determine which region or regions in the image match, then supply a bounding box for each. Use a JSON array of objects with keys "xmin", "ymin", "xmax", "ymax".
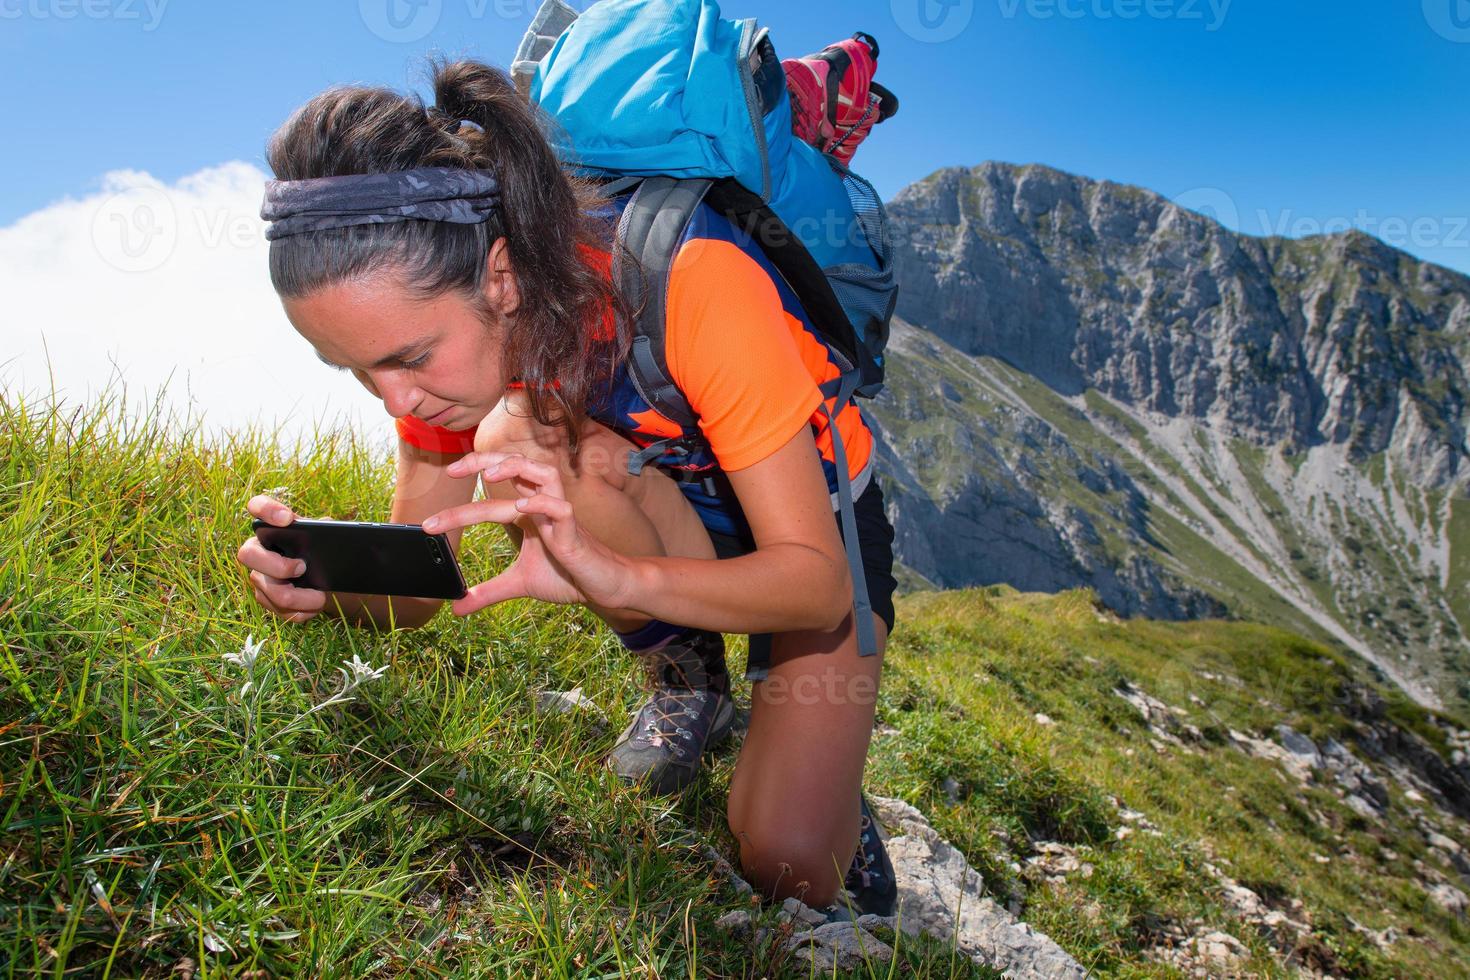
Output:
[
  {"xmin": 337, "ymin": 653, "xmax": 389, "ymax": 693},
  {"xmin": 223, "ymin": 634, "xmax": 264, "ymax": 672}
]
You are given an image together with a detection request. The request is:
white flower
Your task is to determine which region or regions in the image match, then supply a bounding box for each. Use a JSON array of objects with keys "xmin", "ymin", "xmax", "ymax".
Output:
[
  {"xmin": 337, "ymin": 653, "xmax": 388, "ymax": 694},
  {"xmin": 223, "ymin": 634, "xmax": 264, "ymax": 672}
]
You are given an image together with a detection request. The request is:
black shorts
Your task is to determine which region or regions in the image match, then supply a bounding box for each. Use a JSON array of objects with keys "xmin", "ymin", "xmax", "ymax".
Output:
[{"xmin": 705, "ymin": 477, "xmax": 898, "ymax": 679}]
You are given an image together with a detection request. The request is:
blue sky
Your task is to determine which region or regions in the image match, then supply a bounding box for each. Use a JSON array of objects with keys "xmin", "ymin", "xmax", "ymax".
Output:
[{"xmin": 2, "ymin": 0, "xmax": 1467, "ymax": 272}]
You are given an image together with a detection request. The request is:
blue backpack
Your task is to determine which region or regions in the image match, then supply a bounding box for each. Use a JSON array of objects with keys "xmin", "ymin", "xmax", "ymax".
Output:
[{"xmin": 515, "ymin": 0, "xmax": 898, "ymax": 658}]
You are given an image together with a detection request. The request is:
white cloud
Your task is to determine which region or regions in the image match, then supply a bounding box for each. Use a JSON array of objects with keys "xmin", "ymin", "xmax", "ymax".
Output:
[{"xmin": 0, "ymin": 162, "xmax": 389, "ymax": 445}]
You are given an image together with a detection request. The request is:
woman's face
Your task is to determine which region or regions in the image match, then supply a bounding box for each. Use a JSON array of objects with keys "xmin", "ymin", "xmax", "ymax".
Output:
[{"xmin": 281, "ymin": 240, "xmax": 518, "ymax": 433}]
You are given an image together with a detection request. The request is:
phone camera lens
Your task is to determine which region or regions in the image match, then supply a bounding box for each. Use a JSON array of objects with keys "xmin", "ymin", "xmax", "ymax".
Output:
[{"xmin": 427, "ymin": 537, "xmax": 445, "ymax": 565}]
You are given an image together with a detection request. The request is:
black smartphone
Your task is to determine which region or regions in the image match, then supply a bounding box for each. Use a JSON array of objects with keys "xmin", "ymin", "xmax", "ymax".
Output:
[{"xmin": 251, "ymin": 518, "xmax": 468, "ymax": 600}]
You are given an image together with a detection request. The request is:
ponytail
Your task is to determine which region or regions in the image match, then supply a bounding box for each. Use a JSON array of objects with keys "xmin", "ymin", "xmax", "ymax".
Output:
[{"xmin": 264, "ymin": 57, "xmax": 634, "ymax": 456}]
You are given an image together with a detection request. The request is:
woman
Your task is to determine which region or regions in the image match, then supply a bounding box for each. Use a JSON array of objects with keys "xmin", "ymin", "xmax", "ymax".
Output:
[{"xmin": 236, "ymin": 58, "xmax": 899, "ymax": 915}]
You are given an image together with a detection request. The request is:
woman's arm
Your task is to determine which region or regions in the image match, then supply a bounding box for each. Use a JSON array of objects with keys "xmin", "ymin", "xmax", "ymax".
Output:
[
  {"xmin": 321, "ymin": 438, "xmax": 477, "ymax": 629},
  {"xmin": 423, "ymin": 424, "xmax": 853, "ymax": 635}
]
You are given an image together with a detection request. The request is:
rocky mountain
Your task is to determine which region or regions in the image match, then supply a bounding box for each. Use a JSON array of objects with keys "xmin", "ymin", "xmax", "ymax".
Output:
[{"xmin": 868, "ymin": 161, "xmax": 1470, "ymax": 714}]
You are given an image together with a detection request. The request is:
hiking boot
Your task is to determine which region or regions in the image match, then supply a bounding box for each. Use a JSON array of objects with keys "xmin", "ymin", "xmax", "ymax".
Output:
[
  {"xmin": 841, "ymin": 793, "xmax": 897, "ymax": 916},
  {"xmin": 783, "ymin": 31, "xmax": 899, "ymax": 165},
  {"xmin": 606, "ymin": 629, "xmax": 737, "ymax": 796}
]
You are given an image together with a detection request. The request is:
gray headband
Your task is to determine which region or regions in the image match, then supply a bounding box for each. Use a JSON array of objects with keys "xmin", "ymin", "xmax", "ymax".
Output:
[{"xmin": 260, "ymin": 166, "xmax": 502, "ymax": 241}]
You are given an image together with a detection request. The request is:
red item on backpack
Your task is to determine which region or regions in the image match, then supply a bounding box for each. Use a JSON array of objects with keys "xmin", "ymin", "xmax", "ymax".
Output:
[{"xmin": 782, "ymin": 31, "xmax": 899, "ymax": 165}]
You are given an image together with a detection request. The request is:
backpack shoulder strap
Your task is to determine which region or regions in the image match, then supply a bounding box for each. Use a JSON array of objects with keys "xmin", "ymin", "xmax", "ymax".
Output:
[
  {"xmin": 703, "ymin": 180, "xmax": 881, "ymax": 658},
  {"xmin": 612, "ymin": 175, "xmax": 711, "ymax": 431}
]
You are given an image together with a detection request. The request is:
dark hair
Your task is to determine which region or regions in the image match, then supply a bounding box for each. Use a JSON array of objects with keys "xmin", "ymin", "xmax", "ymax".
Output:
[{"xmin": 264, "ymin": 57, "xmax": 634, "ymax": 456}]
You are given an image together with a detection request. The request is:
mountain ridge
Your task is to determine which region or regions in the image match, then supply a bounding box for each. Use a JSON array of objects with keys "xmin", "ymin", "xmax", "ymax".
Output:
[{"xmin": 870, "ymin": 160, "xmax": 1470, "ymax": 712}]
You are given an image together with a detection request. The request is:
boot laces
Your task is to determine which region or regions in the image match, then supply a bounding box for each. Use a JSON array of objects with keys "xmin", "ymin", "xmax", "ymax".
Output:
[
  {"xmin": 847, "ymin": 811, "xmax": 890, "ymax": 893},
  {"xmin": 632, "ymin": 642, "xmax": 725, "ymax": 754}
]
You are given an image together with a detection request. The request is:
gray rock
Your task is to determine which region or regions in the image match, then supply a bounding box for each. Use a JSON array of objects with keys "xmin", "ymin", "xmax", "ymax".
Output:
[
  {"xmin": 1275, "ymin": 725, "xmax": 1322, "ymax": 766},
  {"xmin": 1228, "ymin": 727, "xmax": 1322, "ymax": 785},
  {"xmin": 1344, "ymin": 794, "xmax": 1382, "ymax": 819},
  {"xmin": 869, "ymin": 796, "xmax": 1089, "ymax": 978},
  {"xmin": 703, "ymin": 846, "xmax": 753, "ymax": 897},
  {"xmin": 1145, "ymin": 924, "xmax": 1253, "ymax": 977},
  {"xmin": 1113, "ymin": 681, "xmax": 1197, "ymax": 745},
  {"xmin": 788, "ymin": 920, "xmax": 894, "ymax": 970},
  {"xmin": 533, "ymin": 687, "xmax": 606, "ymax": 727},
  {"xmin": 1427, "ymin": 881, "xmax": 1470, "ymax": 918},
  {"xmin": 713, "ymin": 910, "xmax": 752, "ymax": 935},
  {"xmin": 1188, "ymin": 929, "xmax": 1250, "ymax": 968},
  {"xmin": 1346, "ymin": 915, "xmax": 1400, "ymax": 950},
  {"xmin": 1024, "ymin": 841, "xmax": 1093, "ymax": 884},
  {"xmin": 1316, "ymin": 736, "xmax": 1392, "ymax": 813},
  {"xmin": 707, "ymin": 796, "xmax": 1083, "ymax": 976},
  {"xmin": 779, "ymin": 897, "xmax": 829, "ymax": 928},
  {"xmin": 745, "ymin": 795, "xmax": 1086, "ymax": 977}
]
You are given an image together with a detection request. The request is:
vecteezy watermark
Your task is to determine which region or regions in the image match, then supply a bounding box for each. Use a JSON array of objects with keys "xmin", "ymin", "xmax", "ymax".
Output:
[
  {"xmin": 0, "ymin": 0, "xmax": 169, "ymax": 31},
  {"xmin": 996, "ymin": 0, "xmax": 1232, "ymax": 31},
  {"xmin": 1257, "ymin": 208, "xmax": 1470, "ymax": 252},
  {"xmin": 91, "ymin": 185, "xmax": 178, "ymax": 273},
  {"xmin": 1159, "ymin": 186, "xmax": 1241, "ymax": 270},
  {"xmin": 358, "ymin": 0, "xmax": 594, "ymax": 43},
  {"xmin": 1161, "ymin": 186, "xmax": 1469, "ymax": 273},
  {"xmin": 1423, "ymin": 0, "xmax": 1470, "ymax": 43},
  {"xmin": 755, "ymin": 666, "xmax": 879, "ymax": 708},
  {"xmin": 1171, "ymin": 186, "xmax": 1240, "ymax": 231},
  {"xmin": 359, "ymin": 0, "xmax": 441, "ymax": 43},
  {"xmin": 891, "ymin": 0, "xmax": 975, "ymax": 43},
  {"xmin": 631, "ymin": 205, "xmax": 878, "ymax": 275},
  {"xmin": 90, "ymin": 185, "xmax": 260, "ymax": 273}
]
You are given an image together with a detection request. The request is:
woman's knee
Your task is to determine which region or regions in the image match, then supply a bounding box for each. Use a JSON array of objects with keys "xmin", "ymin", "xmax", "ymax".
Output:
[
  {"xmin": 476, "ymin": 393, "xmax": 713, "ymax": 564},
  {"xmin": 475, "ymin": 389, "xmax": 562, "ymax": 461},
  {"xmin": 729, "ymin": 807, "xmax": 854, "ymax": 907},
  {"xmin": 474, "ymin": 392, "xmax": 632, "ymax": 489}
]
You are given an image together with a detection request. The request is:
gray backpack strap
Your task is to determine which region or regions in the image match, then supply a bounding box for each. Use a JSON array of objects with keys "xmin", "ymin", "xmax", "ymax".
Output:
[
  {"xmin": 818, "ymin": 371, "xmax": 879, "ymax": 658},
  {"xmin": 612, "ymin": 176, "xmax": 714, "ymax": 440}
]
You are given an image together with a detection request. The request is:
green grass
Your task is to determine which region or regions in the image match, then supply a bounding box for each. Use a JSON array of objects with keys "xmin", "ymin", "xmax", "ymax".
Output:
[
  {"xmin": 1446, "ymin": 497, "xmax": 1470, "ymax": 637},
  {"xmin": 0, "ymin": 392, "xmax": 989, "ymax": 978},
  {"xmin": 878, "ymin": 588, "xmax": 1470, "ymax": 977},
  {"xmin": 4, "ymin": 392, "xmax": 1469, "ymax": 977}
]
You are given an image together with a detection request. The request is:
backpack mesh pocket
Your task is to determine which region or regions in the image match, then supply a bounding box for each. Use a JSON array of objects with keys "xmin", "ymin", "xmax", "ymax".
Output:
[{"xmin": 825, "ymin": 161, "xmax": 897, "ymax": 396}]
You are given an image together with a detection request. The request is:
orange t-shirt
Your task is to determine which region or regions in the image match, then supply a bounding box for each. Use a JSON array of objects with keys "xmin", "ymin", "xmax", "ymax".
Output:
[
  {"xmin": 663, "ymin": 237, "xmax": 872, "ymax": 476},
  {"xmin": 396, "ymin": 237, "xmax": 874, "ymax": 482}
]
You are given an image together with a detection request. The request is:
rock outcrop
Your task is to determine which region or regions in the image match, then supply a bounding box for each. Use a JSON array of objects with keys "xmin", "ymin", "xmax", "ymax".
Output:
[{"xmin": 713, "ymin": 795, "xmax": 1088, "ymax": 978}]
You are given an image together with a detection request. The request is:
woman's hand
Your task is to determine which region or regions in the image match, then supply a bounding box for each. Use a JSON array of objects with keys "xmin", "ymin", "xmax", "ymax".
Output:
[
  {"xmin": 236, "ymin": 494, "xmax": 327, "ymax": 624},
  {"xmin": 423, "ymin": 452, "xmax": 637, "ymax": 617}
]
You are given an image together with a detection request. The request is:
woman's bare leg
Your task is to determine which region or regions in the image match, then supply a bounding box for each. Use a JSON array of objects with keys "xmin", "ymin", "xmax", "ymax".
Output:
[
  {"xmin": 726, "ymin": 609, "xmax": 889, "ymax": 908},
  {"xmin": 473, "ymin": 392, "xmax": 716, "ymax": 630}
]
